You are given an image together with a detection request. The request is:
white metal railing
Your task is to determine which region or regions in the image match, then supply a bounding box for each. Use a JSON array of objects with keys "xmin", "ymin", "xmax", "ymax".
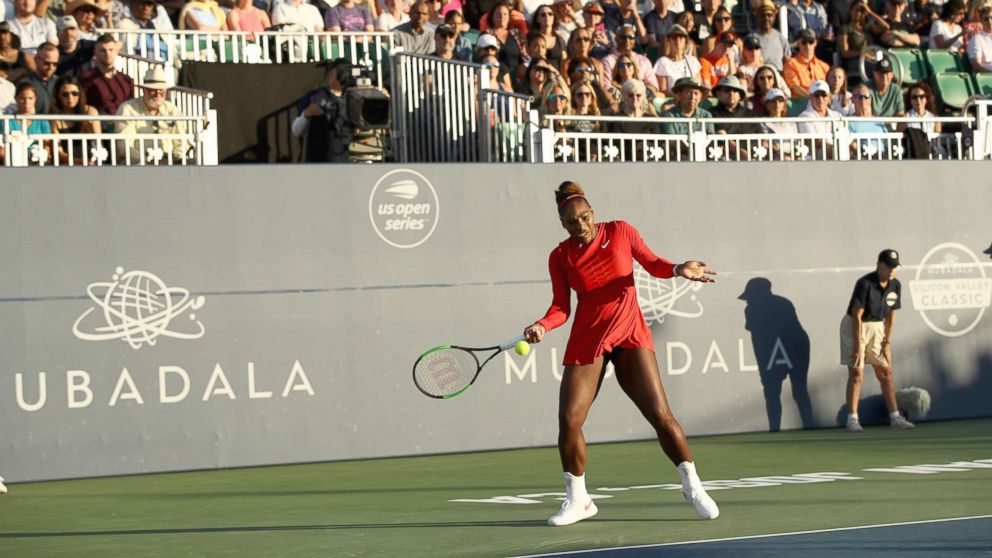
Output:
[
  {"xmin": 1, "ymin": 114, "xmax": 215, "ymax": 167},
  {"xmin": 106, "ymin": 29, "xmax": 395, "ymax": 88},
  {"xmin": 391, "ymin": 53, "xmax": 484, "ymax": 162},
  {"xmin": 391, "ymin": 53, "xmax": 541, "ymax": 162},
  {"xmin": 481, "ymin": 89, "xmax": 538, "ymax": 163},
  {"xmin": 539, "ymin": 114, "xmax": 979, "ymax": 163}
]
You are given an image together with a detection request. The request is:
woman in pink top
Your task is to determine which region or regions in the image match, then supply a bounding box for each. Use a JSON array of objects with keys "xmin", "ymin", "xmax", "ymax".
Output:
[{"xmin": 227, "ymin": 0, "xmax": 272, "ymax": 34}]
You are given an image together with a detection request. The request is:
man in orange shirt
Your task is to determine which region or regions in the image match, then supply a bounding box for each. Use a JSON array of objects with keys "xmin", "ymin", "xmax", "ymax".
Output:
[{"xmin": 783, "ymin": 28, "xmax": 830, "ymax": 98}]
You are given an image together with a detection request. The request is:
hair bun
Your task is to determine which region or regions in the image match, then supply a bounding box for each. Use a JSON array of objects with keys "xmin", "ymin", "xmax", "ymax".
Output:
[{"xmin": 555, "ymin": 181, "xmax": 586, "ymax": 207}]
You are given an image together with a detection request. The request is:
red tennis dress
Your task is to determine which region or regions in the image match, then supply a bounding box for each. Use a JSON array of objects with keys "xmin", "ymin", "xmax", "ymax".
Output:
[{"xmin": 536, "ymin": 221, "xmax": 677, "ymax": 365}]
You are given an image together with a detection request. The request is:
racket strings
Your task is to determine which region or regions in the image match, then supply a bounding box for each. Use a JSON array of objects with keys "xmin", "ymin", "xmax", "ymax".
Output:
[{"xmin": 415, "ymin": 349, "xmax": 477, "ymax": 397}]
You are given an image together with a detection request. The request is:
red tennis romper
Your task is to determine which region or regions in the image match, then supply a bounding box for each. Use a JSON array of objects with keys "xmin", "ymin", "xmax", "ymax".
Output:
[{"xmin": 536, "ymin": 221, "xmax": 677, "ymax": 365}]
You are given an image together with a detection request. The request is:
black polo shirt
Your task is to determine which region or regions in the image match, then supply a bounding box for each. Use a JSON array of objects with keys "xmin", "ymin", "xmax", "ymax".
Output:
[{"xmin": 847, "ymin": 272, "xmax": 902, "ymax": 321}]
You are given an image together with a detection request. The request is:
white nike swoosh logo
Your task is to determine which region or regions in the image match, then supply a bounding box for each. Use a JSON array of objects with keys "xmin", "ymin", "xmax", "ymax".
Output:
[{"xmin": 601, "ymin": 240, "xmax": 610, "ymax": 249}]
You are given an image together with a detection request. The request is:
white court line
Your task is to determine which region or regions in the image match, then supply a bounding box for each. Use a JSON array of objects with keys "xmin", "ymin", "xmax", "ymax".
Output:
[{"xmin": 508, "ymin": 514, "xmax": 992, "ymax": 558}]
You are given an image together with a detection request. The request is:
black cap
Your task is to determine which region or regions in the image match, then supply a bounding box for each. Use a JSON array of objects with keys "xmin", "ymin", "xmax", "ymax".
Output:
[
  {"xmin": 743, "ymin": 35, "xmax": 761, "ymax": 49},
  {"xmin": 878, "ymin": 249, "xmax": 901, "ymax": 268},
  {"xmin": 799, "ymin": 28, "xmax": 816, "ymax": 42},
  {"xmin": 0, "ymin": 21, "xmax": 10, "ymax": 33},
  {"xmin": 875, "ymin": 57, "xmax": 893, "ymax": 72},
  {"xmin": 435, "ymin": 23, "xmax": 456, "ymax": 36}
]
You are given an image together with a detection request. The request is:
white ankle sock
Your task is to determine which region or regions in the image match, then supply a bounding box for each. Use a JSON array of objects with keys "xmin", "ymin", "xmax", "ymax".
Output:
[
  {"xmin": 848, "ymin": 413, "xmax": 859, "ymax": 421},
  {"xmin": 564, "ymin": 472, "xmax": 588, "ymax": 502},
  {"xmin": 677, "ymin": 461, "xmax": 701, "ymax": 489},
  {"xmin": 889, "ymin": 411, "xmax": 901, "ymax": 420}
]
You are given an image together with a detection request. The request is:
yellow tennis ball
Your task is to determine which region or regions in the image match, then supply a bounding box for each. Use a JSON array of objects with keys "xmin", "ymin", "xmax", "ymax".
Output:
[{"xmin": 515, "ymin": 340, "xmax": 530, "ymax": 356}]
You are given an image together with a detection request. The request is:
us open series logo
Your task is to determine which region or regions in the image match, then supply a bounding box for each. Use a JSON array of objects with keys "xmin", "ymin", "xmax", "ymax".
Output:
[{"xmin": 369, "ymin": 169, "xmax": 439, "ymax": 249}]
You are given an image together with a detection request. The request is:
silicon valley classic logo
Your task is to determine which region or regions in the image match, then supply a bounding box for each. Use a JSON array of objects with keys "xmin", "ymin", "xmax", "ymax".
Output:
[
  {"xmin": 368, "ymin": 169, "xmax": 439, "ymax": 248},
  {"xmin": 909, "ymin": 242, "xmax": 992, "ymax": 337}
]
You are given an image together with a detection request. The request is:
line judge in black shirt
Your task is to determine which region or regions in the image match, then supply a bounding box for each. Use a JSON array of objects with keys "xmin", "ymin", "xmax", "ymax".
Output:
[{"xmin": 840, "ymin": 249, "xmax": 915, "ymax": 432}]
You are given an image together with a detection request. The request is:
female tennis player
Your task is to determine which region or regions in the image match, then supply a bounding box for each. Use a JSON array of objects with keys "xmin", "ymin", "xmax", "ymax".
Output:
[{"xmin": 523, "ymin": 181, "xmax": 720, "ymax": 526}]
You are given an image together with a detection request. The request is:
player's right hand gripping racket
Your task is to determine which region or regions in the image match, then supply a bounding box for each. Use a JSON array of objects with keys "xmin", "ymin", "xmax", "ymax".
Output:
[{"xmin": 413, "ymin": 335, "xmax": 525, "ymax": 399}]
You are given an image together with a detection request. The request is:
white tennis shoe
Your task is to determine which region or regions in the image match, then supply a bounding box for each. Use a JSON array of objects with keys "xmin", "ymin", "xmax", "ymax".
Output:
[
  {"xmin": 683, "ymin": 486, "xmax": 720, "ymax": 520},
  {"xmin": 846, "ymin": 417, "xmax": 864, "ymax": 432},
  {"xmin": 0, "ymin": 476, "xmax": 7, "ymax": 494},
  {"xmin": 890, "ymin": 416, "xmax": 915, "ymax": 429},
  {"xmin": 547, "ymin": 498, "xmax": 598, "ymax": 526}
]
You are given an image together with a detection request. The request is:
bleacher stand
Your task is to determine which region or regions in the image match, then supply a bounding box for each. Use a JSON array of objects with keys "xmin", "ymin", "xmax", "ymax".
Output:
[{"xmin": 2, "ymin": 0, "xmax": 992, "ymax": 165}]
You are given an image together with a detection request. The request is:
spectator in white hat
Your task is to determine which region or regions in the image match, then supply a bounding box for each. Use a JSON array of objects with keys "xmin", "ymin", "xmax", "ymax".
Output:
[
  {"xmin": 797, "ymin": 79, "xmax": 839, "ymax": 158},
  {"xmin": 760, "ymin": 87, "xmax": 800, "ymax": 160},
  {"xmin": 116, "ymin": 66, "xmax": 189, "ymax": 163}
]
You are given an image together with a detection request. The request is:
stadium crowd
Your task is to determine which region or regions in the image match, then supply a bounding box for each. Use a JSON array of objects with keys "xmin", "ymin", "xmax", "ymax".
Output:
[{"xmin": 2, "ymin": 0, "xmax": 992, "ymax": 162}]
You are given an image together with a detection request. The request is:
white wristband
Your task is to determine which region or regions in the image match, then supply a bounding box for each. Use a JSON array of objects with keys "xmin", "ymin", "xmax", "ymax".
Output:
[{"xmin": 672, "ymin": 263, "xmax": 680, "ymax": 276}]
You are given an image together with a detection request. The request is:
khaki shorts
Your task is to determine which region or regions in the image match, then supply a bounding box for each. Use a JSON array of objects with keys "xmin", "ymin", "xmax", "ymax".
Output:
[{"xmin": 839, "ymin": 315, "xmax": 889, "ymax": 368}]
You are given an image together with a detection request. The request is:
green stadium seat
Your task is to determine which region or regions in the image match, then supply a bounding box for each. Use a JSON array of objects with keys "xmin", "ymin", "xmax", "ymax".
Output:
[
  {"xmin": 889, "ymin": 48, "xmax": 928, "ymax": 86},
  {"xmin": 462, "ymin": 29, "xmax": 481, "ymax": 46},
  {"xmin": 933, "ymin": 72, "xmax": 977, "ymax": 110},
  {"xmin": 925, "ymin": 49, "xmax": 970, "ymax": 75},
  {"xmin": 975, "ymin": 73, "xmax": 992, "ymax": 97},
  {"xmin": 786, "ymin": 98, "xmax": 807, "ymax": 117}
]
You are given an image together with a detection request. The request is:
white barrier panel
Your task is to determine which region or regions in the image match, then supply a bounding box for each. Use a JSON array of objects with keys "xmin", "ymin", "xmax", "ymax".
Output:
[
  {"xmin": 540, "ymin": 114, "xmax": 979, "ymax": 163},
  {"xmin": 391, "ymin": 53, "xmax": 484, "ymax": 162},
  {"xmin": 105, "ymin": 29, "xmax": 394, "ymax": 88},
  {"xmin": 1, "ymin": 114, "xmax": 214, "ymax": 167},
  {"xmin": 481, "ymin": 88, "xmax": 539, "ymax": 163}
]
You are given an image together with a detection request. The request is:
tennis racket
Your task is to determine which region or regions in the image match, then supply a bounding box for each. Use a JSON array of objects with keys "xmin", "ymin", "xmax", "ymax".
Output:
[{"xmin": 412, "ymin": 335, "xmax": 526, "ymax": 399}]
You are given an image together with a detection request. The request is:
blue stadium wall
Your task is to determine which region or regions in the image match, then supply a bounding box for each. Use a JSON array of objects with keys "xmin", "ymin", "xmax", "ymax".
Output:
[{"xmin": 1, "ymin": 162, "xmax": 990, "ymax": 482}]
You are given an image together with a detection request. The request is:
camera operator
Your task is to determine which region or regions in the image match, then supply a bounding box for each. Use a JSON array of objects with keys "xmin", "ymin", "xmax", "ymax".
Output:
[{"xmin": 292, "ymin": 59, "xmax": 353, "ymax": 163}]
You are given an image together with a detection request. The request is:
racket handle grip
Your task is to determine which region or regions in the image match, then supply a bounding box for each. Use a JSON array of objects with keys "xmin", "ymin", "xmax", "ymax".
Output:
[{"xmin": 498, "ymin": 335, "xmax": 526, "ymax": 352}]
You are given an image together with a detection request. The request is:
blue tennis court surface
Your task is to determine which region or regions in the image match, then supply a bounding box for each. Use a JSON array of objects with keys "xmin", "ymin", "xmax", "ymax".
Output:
[{"xmin": 513, "ymin": 516, "xmax": 992, "ymax": 557}]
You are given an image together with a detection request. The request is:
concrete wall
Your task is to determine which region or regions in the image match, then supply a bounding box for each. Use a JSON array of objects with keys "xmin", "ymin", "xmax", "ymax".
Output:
[{"xmin": 1, "ymin": 162, "xmax": 989, "ymax": 482}]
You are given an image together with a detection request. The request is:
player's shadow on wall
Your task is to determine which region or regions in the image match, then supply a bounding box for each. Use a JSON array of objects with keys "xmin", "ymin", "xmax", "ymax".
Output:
[{"xmin": 739, "ymin": 277, "xmax": 815, "ymax": 432}]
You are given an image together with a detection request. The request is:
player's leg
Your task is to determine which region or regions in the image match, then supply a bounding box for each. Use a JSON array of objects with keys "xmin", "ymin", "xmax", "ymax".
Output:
[
  {"xmin": 865, "ymin": 323, "xmax": 914, "ymax": 429},
  {"xmin": 548, "ymin": 358, "xmax": 608, "ymax": 526},
  {"xmin": 841, "ymin": 315, "xmax": 864, "ymax": 431},
  {"xmin": 613, "ymin": 348, "xmax": 719, "ymax": 519},
  {"xmin": 0, "ymin": 475, "xmax": 6, "ymax": 495},
  {"xmin": 872, "ymin": 363, "xmax": 914, "ymax": 429}
]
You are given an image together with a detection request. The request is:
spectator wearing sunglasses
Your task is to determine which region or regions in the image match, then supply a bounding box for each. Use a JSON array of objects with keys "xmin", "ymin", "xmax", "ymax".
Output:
[
  {"xmin": 847, "ymin": 82, "xmax": 889, "ymax": 157},
  {"xmin": 899, "ymin": 82, "xmax": 940, "ymax": 133},
  {"xmin": 602, "ymin": 24, "xmax": 658, "ymax": 90},
  {"xmin": 700, "ymin": 8, "xmax": 739, "ymax": 60},
  {"xmin": 797, "ymin": 80, "xmax": 840, "ymax": 159},
  {"xmin": 564, "ymin": 28, "xmax": 607, "ymax": 84},
  {"xmin": 18, "ymin": 41, "xmax": 58, "ymax": 113},
  {"xmin": 783, "ymin": 29, "xmax": 829, "ymax": 98},
  {"xmin": 643, "ymin": 0, "xmax": 676, "ymax": 48},
  {"xmin": 967, "ymin": 5, "xmax": 992, "ymax": 72},
  {"xmin": 540, "ymin": 84, "xmax": 571, "ymax": 132},
  {"xmin": 480, "ymin": 54, "xmax": 514, "ymax": 92},
  {"xmin": 564, "ymin": 55, "xmax": 617, "ymax": 113},
  {"xmin": 609, "ymin": 52, "xmax": 656, "ymax": 108}
]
